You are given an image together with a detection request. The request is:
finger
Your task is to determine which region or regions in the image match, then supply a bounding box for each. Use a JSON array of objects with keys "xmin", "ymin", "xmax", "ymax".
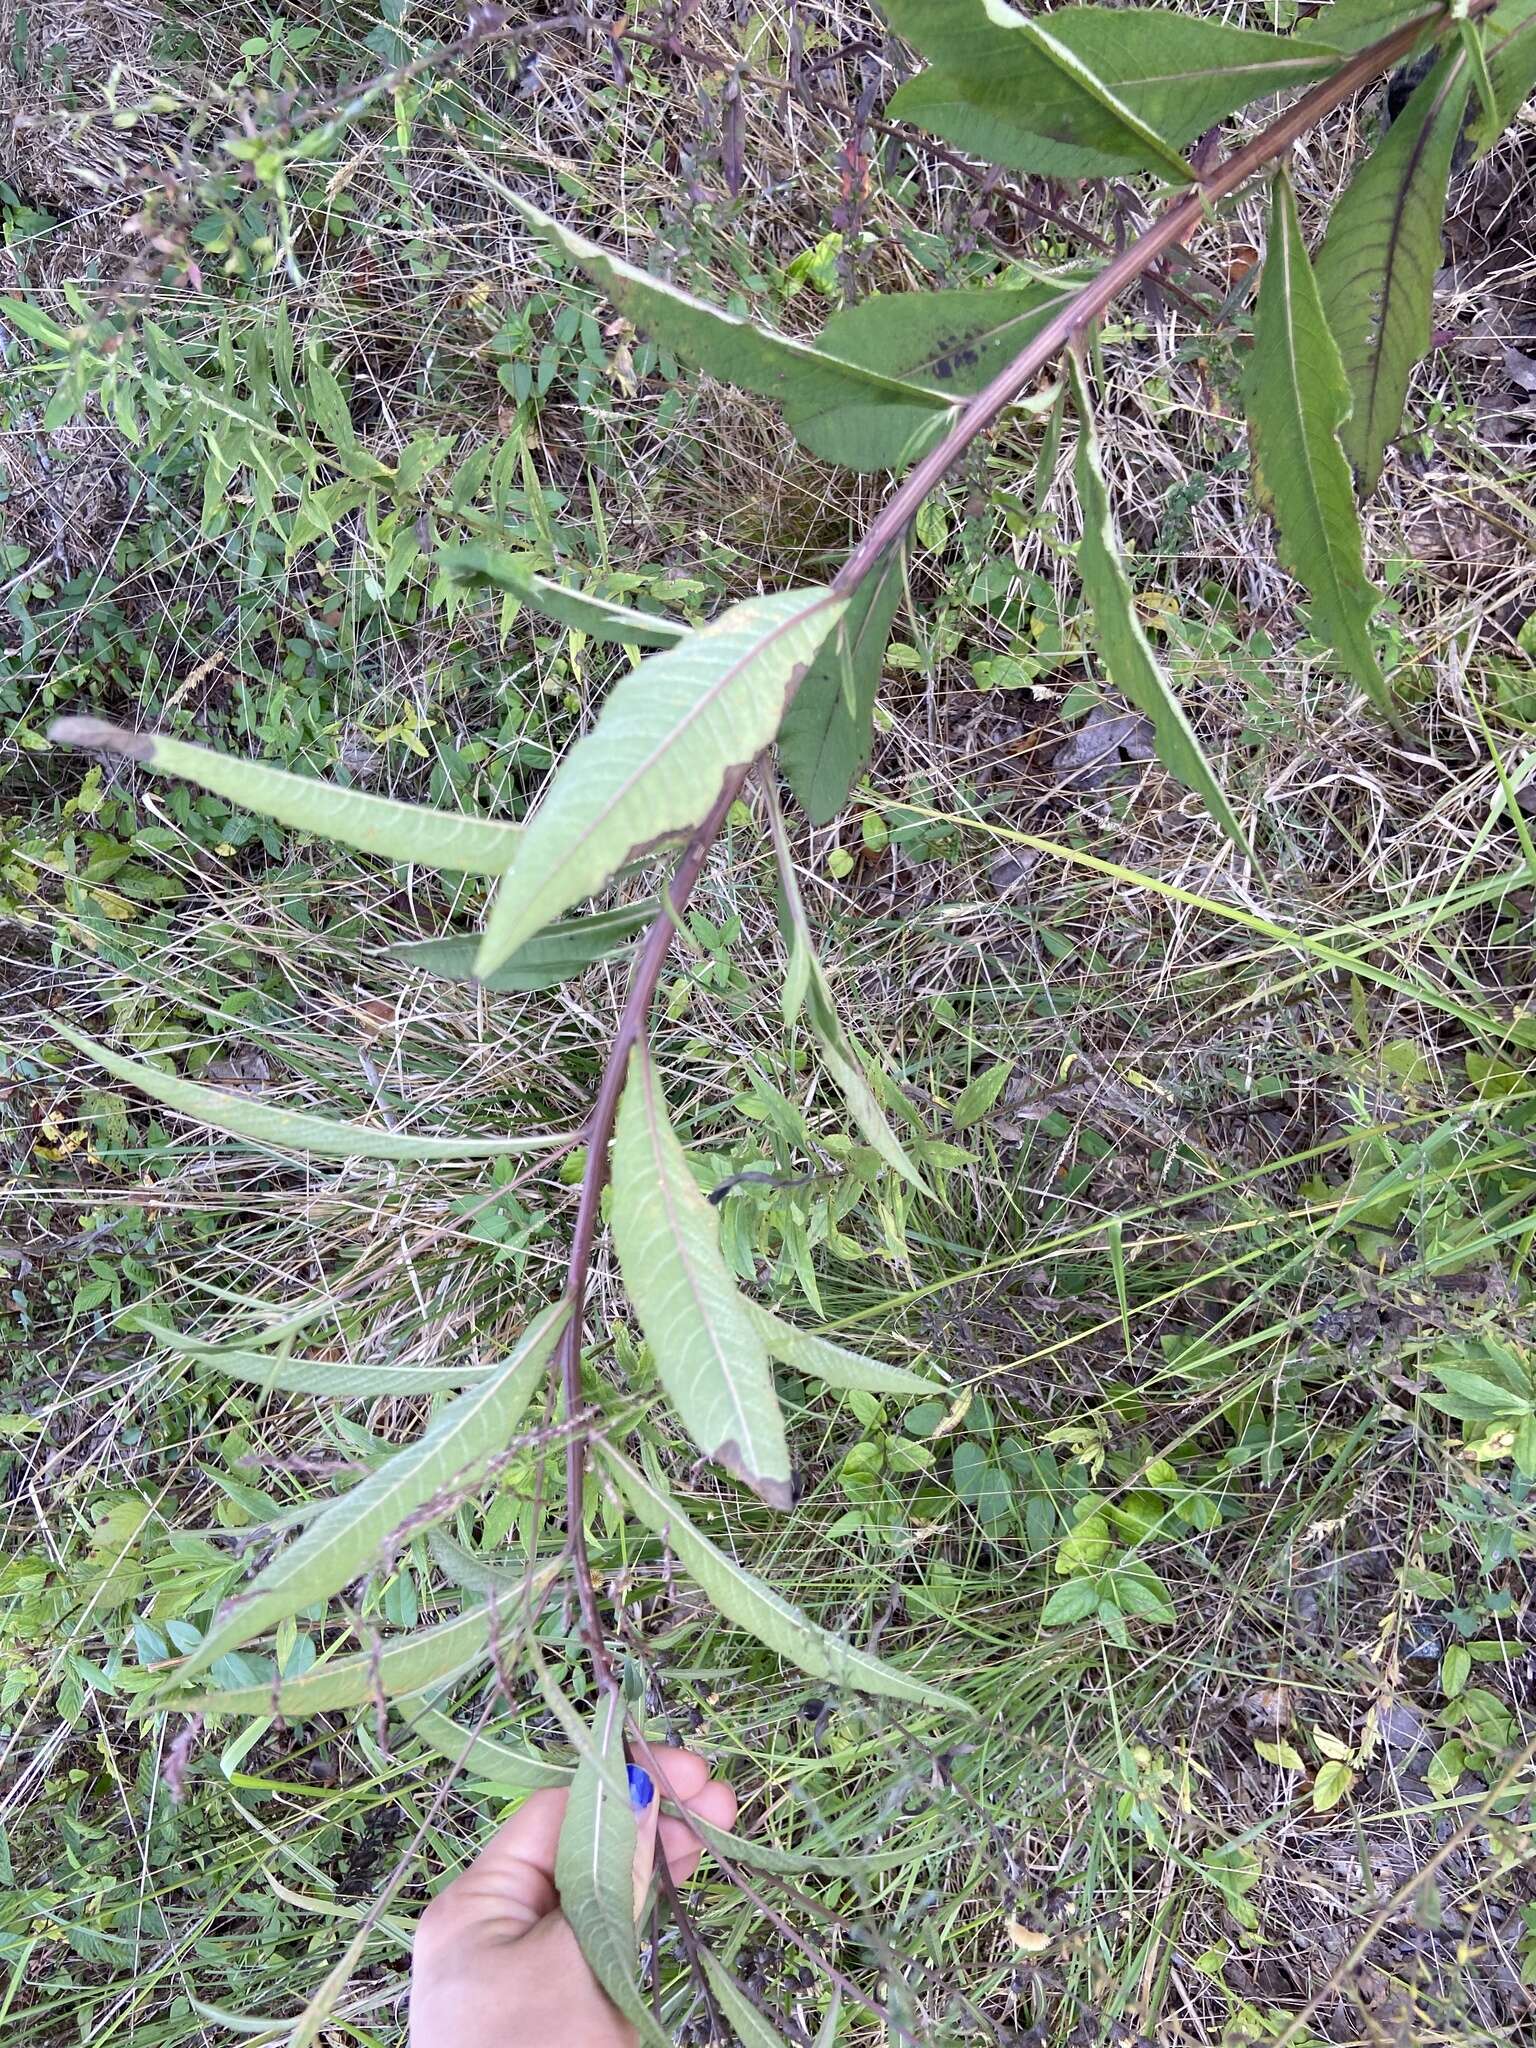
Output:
[
  {"xmin": 658, "ymin": 1776, "xmax": 738, "ymax": 1885},
  {"xmin": 443, "ymin": 1785, "xmax": 569, "ymax": 1938},
  {"xmin": 628, "ymin": 1763, "xmax": 661, "ymax": 1917}
]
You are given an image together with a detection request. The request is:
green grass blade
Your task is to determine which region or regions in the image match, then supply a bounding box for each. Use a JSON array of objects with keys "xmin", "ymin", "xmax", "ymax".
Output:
[
  {"xmin": 612, "ymin": 1049, "xmax": 792, "ymax": 1506},
  {"xmin": 474, "ymin": 587, "xmax": 843, "ymax": 977},
  {"xmin": 1243, "ymin": 169, "xmax": 1388, "ymax": 714},
  {"xmin": 54, "ymin": 1022, "xmax": 561, "ymax": 1161},
  {"xmin": 48, "ymin": 718, "xmax": 522, "ymax": 875},
  {"xmin": 1067, "ymin": 351, "xmax": 1254, "ymax": 866}
]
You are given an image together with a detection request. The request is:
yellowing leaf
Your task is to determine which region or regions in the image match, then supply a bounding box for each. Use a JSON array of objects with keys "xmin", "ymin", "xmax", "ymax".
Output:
[{"xmin": 1311, "ymin": 1758, "xmax": 1356, "ymax": 1812}]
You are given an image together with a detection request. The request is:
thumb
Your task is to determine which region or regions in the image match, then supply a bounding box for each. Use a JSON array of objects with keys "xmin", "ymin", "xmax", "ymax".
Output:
[{"xmin": 628, "ymin": 1763, "xmax": 659, "ymax": 1919}]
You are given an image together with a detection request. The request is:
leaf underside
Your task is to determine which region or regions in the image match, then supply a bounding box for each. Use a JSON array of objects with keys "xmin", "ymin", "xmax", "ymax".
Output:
[
  {"xmin": 611, "ymin": 1048, "xmax": 793, "ymax": 1505},
  {"xmin": 1242, "ymin": 170, "xmax": 1388, "ymax": 712},
  {"xmin": 53, "ymin": 1022, "xmax": 557, "ymax": 1161},
  {"xmin": 48, "ymin": 718, "xmax": 522, "ymax": 875},
  {"xmin": 474, "ymin": 586, "xmax": 844, "ymax": 977}
]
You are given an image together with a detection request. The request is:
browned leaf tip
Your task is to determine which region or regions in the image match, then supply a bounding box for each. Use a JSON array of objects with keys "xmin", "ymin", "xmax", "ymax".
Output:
[
  {"xmin": 48, "ymin": 716, "xmax": 156, "ymax": 762},
  {"xmin": 715, "ymin": 1439, "xmax": 794, "ymax": 1512}
]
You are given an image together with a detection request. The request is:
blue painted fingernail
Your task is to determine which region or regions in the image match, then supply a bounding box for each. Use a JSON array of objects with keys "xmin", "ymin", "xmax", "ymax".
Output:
[{"xmin": 627, "ymin": 1764, "xmax": 654, "ymax": 1811}]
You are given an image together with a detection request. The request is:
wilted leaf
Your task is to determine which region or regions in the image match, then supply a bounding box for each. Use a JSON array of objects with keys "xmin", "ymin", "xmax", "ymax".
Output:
[
  {"xmin": 554, "ymin": 1691, "xmax": 670, "ymax": 2048},
  {"xmin": 1243, "ymin": 170, "xmax": 1388, "ymax": 713},
  {"xmin": 600, "ymin": 1444, "xmax": 970, "ymax": 1711},
  {"xmin": 53, "ymin": 1023, "xmax": 561, "ymax": 1161},
  {"xmin": 393, "ymin": 899, "xmax": 655, "ymax": 994},
  {"xmin": 514, "ymin": 198, "xmax": 963, "ymax": 469},
  {"xmin": 475, "ymin": 587, "xmax": 843, "ymax": 977},
  {"xmin": 1314, "ymin": 49, "xmax": 1473, "ymax": 492},
  {"xmin": 611, "ymin": 1049, "xmax": 792, "ymax": 1505},
  {"xmin": 439, "ymin": 546, "xmax": 687, "ymax": 647},
  {"xmin": 48, "ymin": 718, "xmax": 522, "ymax": 875},
  {"xmin": 402, "ymin": 1702, "xmax": 574, "ymax": 1787},
  {"xmin": 778, "ymin": 544, "xmax": 907, "ymax": 825},
  {"xmin": 177, "ymin": 1303, "xmax": 568, "ymax": 1679},
  {"xmin": 747, "ymin": 1300, "xmax": 941, "ymax": 1396},
  {"xmin": 884, "ymin": 0, "xmax": 1339, "ymax": 180},
  {"xmin": 1067, "ymin": 352, "xmax": 1253, "ymax": 864}
]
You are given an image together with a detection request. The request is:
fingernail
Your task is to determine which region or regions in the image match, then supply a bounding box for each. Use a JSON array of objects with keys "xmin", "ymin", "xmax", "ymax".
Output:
[{"xmin": 627, "ymin": 1763, "xmax": 654, "ymax": 1811}]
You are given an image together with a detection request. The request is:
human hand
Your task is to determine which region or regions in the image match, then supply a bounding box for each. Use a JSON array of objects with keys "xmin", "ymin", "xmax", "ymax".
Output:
[{"xmin": 409, "ymin": 1745, "xmax": 737, "ymax": 2048}]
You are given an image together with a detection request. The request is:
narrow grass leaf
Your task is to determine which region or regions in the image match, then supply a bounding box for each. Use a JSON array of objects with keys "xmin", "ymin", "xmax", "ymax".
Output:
[
  {"xmin": 699, "ymin": 1954, "xmax": 796, "ymax": 2048},
  {"xmin": 475, "ymin": 587, "xmax": 844, "ymax": 977},
  {"xmin": 48, "ymin": 718, "xmax": 521, "ymax": 875},
  {"xmin": 612, "ymin": 1049, "xmax": 791, "ymax": 1506},
  {"xmin": 554, "ymin": 1691, "xmax": 670, "ymax": 2048},
  {"xmin": 514, "ymin": 197, "xmax": 961, "ymax": 469},
  {"xmin": 884, "ymin": 1, "xmax": 1338, "ymax": 180},
  {"xmin": 1314, "ymin": 50, "xmax": 1473, "ymax": 492},
  {"xmin": 402, "ymin": 1702, "xmax": 574, "ymax": 1787},
  {"xmin": 54, "ymin": 1022, "xmax": 558, "ymax": 1161},
  {"xmin": 746, "ymin": 1301, "xmax": 942, "ymax": 1396},
  {"xmin": 600, "ymin": 1444, "xmax": 970, "ymax": 1711},
  {"xmin": 177, "ymin": 1302, "xmax": 569, "ymax": 1678},
  {"xmin": 393, "ymin": 900, "xmax": 655, "ymax": 993},
  {"xmin": 778, "ymin": 543, "xmax": 906, "ymax": 824},
  {"xmin": 1243, "ymin": 170, "xmax": 1388, "ymax": 713},
  {"xmin": 439, "ymin": 545, "xmax": 686, "ymax": 647},
  {"xmin": 1067, "ymin": 353, "xmax": 1253, "ymax": 864}
]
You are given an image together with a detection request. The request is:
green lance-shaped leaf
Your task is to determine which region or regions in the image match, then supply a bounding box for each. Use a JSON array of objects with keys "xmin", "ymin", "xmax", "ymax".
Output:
[
  {"xmin": 393, "ymin": 899, "xmax": 655, "ymax": 994},
  {"xmin": 54, "ymin": 1022, "xmax": 559, "ymax": 1162},
  {"xmin": 474, "ymin": 586, "xmax": 844, "ymax": 978},
  {"xmin": 145, "ymin": 1321, "xmax": 491, "ymax": 1398},
  {"xmin": 883, "ymin": 0, "xmax": 1340, "ymax": 181},
  {"xmin": 746, "ymin": 1301, "xmax": 943, "ymax": 1397},
  {"xmin": 1066, "ymin": 354, "xmax": 1253, "ymax": 865},
  {"xmin": 176, "ymin": 1302, "xmax": 569, "ymax": 1680},
  {"xmin": 778, "ymin": 544, "xmax": 907, "ymax": 826},
  {"xmin": 1314, "ymin": 49, "xmax": 1473, "ymax": 493},
  {"xmin": 401, "ymin": 1702, "xmax": 574, "ymax": 1788},
  {"xmin": 182, "ymin": 1600, "xmax": 519, "ymax": 1717},
  {"xmin": 600, "ymin": 1444, "xmax": 970, "ymax": 1712},
  {"xmin": 1468, "ymin": 0, "xmax": 1536, "ymax": 154},
  {"xmin": 806, "ymin": 950, "xmax": 932, "ymax": 1192},
  {"xmin": 439, "ymin": 546, "xmax": 687, "ymax": 648},
  {"xmin": 554, "ymin": 1691, "xmax": 671, "ymax": 2048},
  {"xmin": 612, "ymin": 1049, "xmax": 792, "ymax": 1507},
  {"xmin": 817, "ymin": 283, "xmax": 1080, "ymax": 396},
  {"xmin": 1292, "ymin": 0, "xmax": 1441, "ymax": 54},
  {"xmin": 699, "ymin": 1955, "xmax": 796, "ymax": 2048},
  {"xmin": 669, "ymin": 1811, "xmax": 941, "ymax": 1879},
  {"xmin": 48, "ymin": 718, "xmax": 522, "ymax": 875},
  {"xmin": 511, "ymin": 197, "xmax": 961, "ymax": 470},
  {"xmin": 1242, "ymin": 171, "xmax": 1389, "ymax": 715}
]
